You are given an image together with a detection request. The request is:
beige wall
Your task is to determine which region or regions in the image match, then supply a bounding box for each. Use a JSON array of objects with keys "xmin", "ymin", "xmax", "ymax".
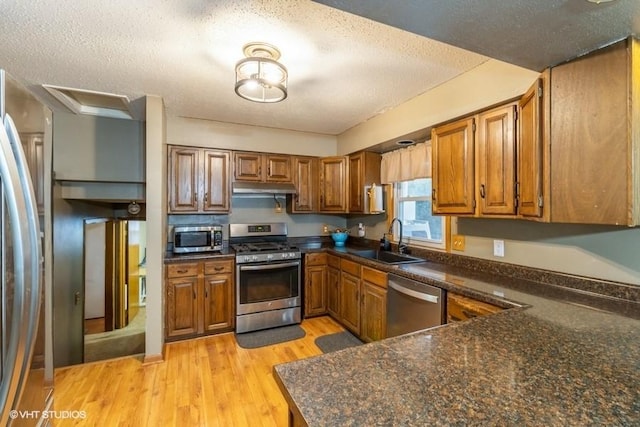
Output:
[
  {"xmin": 337, "ymin": 59, "xmax": 540, "ymax": 155},
  {"xmin": 145, "ymin": 95, "xmax": 167, "ymax": 360},
  {"xmin": 167, "ymin": 116, "xmax": 337, "ymax": 157},
  {"xmin": 454, "ymin": 218, "xmax": 640, "ymax": 285}
]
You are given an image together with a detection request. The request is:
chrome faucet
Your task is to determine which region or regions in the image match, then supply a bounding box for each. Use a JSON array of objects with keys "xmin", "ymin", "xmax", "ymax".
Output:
[{"xmin": 389, "ymin": 217, "xmax": 407, "ymax": 254}]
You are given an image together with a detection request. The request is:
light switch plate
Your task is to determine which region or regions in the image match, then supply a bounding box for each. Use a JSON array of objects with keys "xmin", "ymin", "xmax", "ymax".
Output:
[
  {"xmin": 452, "ymin": 234, "xmax": 465, "ymax": 251},
  {"xmin": 493, "ymin": 239, "xmax": 505, "ymax": 257}
]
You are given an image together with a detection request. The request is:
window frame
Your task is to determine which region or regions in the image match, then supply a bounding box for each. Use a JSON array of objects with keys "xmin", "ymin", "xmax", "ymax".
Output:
[{"xmin": 387, "ymin": 180, "xmax": 450, "ymax": 251}]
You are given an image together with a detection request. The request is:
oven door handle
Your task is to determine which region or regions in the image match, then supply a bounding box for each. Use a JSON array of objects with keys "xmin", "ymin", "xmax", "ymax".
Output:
[{"xmin": 239, "ymin": 261, "xmax": 300, "ymax": 271}]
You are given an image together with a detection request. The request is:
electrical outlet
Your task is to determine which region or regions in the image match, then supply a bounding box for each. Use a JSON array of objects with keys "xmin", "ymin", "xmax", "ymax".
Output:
[
  {"xmin": 322, "ymin": 225, "xmax": 329, "ymax": 234},
  {"xmin": 452, "ymin": 234, "xmax": 465, "ymax": 251},
  {"xmin": 493, "ymin": 239, "xmax": 505, "ymax": 257}
]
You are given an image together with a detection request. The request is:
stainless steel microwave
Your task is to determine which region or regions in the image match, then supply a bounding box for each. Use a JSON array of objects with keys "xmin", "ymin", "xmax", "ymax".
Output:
[{"xmin": 173, "ymin": 225, "xmax": 223, "ymax": 253}]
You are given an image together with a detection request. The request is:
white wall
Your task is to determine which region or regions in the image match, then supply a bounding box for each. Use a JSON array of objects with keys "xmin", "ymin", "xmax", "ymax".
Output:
[{"xmin": 167, "ymin": 116, "xmax": 337, "ymax": 157}]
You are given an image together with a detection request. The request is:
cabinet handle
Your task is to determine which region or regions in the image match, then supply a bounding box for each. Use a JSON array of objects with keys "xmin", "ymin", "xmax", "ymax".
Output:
[
  {"xmin": 320, "ymin": 194, "xmax": 323, "ymax": 205},
  {"xmin": 214, "ymin": 266, "xmax": 224, "ymax": 271},
  {"xmin": 432, "ymin": 188, "xmax": 436, "ymax": 201},
  {"xmin": 204, "ymin": 192, "xmax": 208, "ymax": 203},
  {"xmin": 461, "ymin": 309, "xmax": 478, "ymax": 319},
  {"xmin": 205, "ymin": 287, "xmax": 208, "ymax": 299},
  {"xmin": 194, "ymin": 192, "xmax": 198, "ymax": 202},
  {"xmin": 176, "ymin": 269, "xmax": 187, "ymax": 274},
  {"xmin": 193, "ymin": 290, "xmax": 196, "ymax": 299},
  {"xmin": 480, "ymin": 184, "xmax": 486, "ymax": 199}
]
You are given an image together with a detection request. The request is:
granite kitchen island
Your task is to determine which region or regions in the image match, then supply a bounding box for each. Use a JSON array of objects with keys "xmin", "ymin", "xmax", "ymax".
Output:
[{"xmin": 274, "ymin": 258, "xmax": 640, "ymax": 426}]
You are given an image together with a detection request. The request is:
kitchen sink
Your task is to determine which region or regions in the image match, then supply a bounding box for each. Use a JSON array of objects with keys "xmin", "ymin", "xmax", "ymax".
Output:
[{"xmin": 351, "ymin": 249, "xmax": 424, "ymax": 264}]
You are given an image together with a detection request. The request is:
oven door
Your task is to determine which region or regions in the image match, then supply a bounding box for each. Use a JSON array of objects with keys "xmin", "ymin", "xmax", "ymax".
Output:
[{"xmin": 236, "ymin": 260, "xmax": 301, "ymax": 315}]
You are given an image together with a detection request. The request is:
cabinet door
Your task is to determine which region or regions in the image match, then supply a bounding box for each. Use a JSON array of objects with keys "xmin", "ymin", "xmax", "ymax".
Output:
[
  {"xmin": 203, "ymin": 149, "xmax": 231, "ymax": 212},
  {"xmin": 166, "ymin": 276, "xmax": 199, "ymax": 338},
  {"xmin": 518, "ymin": 78, "xmax": 545, "ymax": 219},
  {"xmin": 550, "ymin": 39, "xmax": 633, "ymax": 225},
  {"xmin": 291, "ymin": 156, "xmax": 317, "ymax": 212},
  {"xmin": 348, "ymin": 152, "xmax": 364, "ymax": 213},
  {"xmin": 361, "ymin": 281, "xmax": 387, "ymax": 343},
  {"xmin": 431, "ymin": 117, "xmax": 476, "ymax": 215},
  {"xmin": 168, "ymin": 146, "xmax": 200, "ymax": 212},
  {"xmin": 234, "ymin": 152, "xmax": 263, "ymax": 181},
  {"xmin": 305, "ymin": 266, "xmax": 327, "ymax": 317},
  {"xmin": 265, "ymin": 154, "xmax": 292, "ymax": 183},
  {"xmin": 477, "ymin": 103, "xmax": 517, "ymax": 216},
  {"xmin": 319, "ymin": 157, "xmax": 348, "ymax": 212},
  {"xmin": 348, "ymin": 152, "xmax": 381, "ymax": 213},
  {"xmin": 327, "ymin": 267, "xmax": 340, "ymax": 319},
  {"xmin": 202, "ymin": 273, "xmax": 234, "ymax": 333},
  {"xmin": 340, "ymin": 272, "xmax": 360, "ymax": 335}
]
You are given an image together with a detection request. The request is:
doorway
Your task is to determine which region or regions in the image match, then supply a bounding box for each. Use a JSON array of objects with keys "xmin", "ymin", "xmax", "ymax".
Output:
[{"xmin": 83, "ymin": 219, "xmax": 146, "ymax": 363}]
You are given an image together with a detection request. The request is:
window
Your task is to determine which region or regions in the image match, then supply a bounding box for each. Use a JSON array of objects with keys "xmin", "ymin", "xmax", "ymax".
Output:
[{"xmin": 394, "ymin": 178, "xmax": 445, "ymax": 249}]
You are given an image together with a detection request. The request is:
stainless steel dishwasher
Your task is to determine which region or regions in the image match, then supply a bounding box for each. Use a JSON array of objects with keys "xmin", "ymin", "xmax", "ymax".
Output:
[{"xmin": 386, "ymin": 273, "xmax": 445, "ymax": 338}]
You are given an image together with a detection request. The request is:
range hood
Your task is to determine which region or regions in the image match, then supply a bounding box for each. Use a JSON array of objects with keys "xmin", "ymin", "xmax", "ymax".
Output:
[{"xmin": 232, "ymin": 181, "xmax": 297, "ymax": 195}]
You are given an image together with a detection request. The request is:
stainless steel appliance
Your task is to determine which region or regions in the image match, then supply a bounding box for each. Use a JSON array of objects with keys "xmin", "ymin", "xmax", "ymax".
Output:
[
  {"xmin": 230, "ymin": 223, "xmax": 301, "ymax": 333},
  {"xmin": 0, "ymin": 70, "xmax": 52, "ymax": 425},
  {"xmin": 172, "ymin": 224, "xmax": 223, "ymax": 254},
  {"xmin": 386, "ymin": 273, "xmax": 444, "ymax": 338}
]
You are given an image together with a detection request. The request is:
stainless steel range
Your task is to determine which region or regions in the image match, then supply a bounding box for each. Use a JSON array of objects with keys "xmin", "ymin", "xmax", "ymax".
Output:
[{"xmin": 230, "ymin": 223, "xmax": 301, "ymax": 333}]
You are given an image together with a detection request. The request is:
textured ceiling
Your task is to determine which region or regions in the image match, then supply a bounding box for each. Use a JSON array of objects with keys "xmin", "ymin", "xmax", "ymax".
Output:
[
  {"xmin": 0, "ymin": 0, "xmax": 489, "ymax": 135},
  {"xmin": 2, "ymin": 1, "xmax": 635, "ymax": 137},
  {"xmin": 315, "ymin": 0, "xmax": 640, "ymax": 72}
]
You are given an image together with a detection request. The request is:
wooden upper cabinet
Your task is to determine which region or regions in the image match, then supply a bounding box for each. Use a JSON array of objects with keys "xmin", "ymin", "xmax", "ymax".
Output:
[
  {"xmin": 477, "ymin": 103, "xmax": 517, "ymax": 216},
  {"xmin": 319, "ymin": 156, "xmax": 348, "ymax": 212},
  {"xmin": 168, "ymin": 146, "xmax": 200, "ymax": 212},
  {"xmin": 234, "ymin": 151, "xmax": 263, "ymax": 182},
  {"xmin": 202, "ymin": 150, "xmax": 230, "ymax": 212},
  {"xmin": 290, "ymin": 156, "xmax": 317, "ymax": 212},
  {"xmin": 551, "ymin": 37, "xmax": 639, "ymax": 225},
  {"xmin": 431, "ymin": 117, "xmax": 476, "ymax": 215},
  {"xmin": 233, "ymin": 151, "xmax": 293, "ymax": 183},
  {"xmin": 265, "ymin": 154, "xmax": 292, "ymax": 182},
  {"xmin": 518, "ymin": 77, "xmax": 546, "ymax": 220},
  {"xmin": 348, "ymin": 151, "xmax": 381, "ymax": 213},
  {"xmin": 168, "ymin": 145, "xmax": 231, "ymax": 214}
]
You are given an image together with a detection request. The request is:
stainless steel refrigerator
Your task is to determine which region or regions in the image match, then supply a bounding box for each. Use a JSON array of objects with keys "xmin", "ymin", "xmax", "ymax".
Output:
[{"xmin": 0, "ymin": 70, "xmax": 53, "ymax": 425}]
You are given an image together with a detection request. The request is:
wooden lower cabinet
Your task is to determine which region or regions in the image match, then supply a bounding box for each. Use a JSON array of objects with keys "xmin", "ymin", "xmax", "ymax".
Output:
[
  {"xmin": 360, "ymin": 266, "xmax": 387, "ymax": 343},
  {"xmin": 305, "ymin": 252, "xmax": 387, "ymax": 343},
  {"xmin": 340, "ymin": 269, "xmax": 361, "ymax": 335},
  {"xmin": 165, "ymin": 259, "xmax": 234, "ymax": 340},
  {"xmin": 304, "ymin": 253, "xmax": 327, "ymax": 317},
  {"xmin": 446, "ymin": 292, "xmax": 502, "ymax": 323},
  {"xmin": 326, "ymin": 255, "xmax": 341, "ymax": 319}
]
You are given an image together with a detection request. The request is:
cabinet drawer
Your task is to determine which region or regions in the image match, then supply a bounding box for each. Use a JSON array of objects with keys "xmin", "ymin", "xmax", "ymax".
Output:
[
  {"xmin": 362, "ymin": 266, "xmax": 387, "ymax": 288},
  {"xmin": 203, "ymin": 259, "xmax": 234, "ymax": 275},
  {"xmin": 305, "ymin": 252, "xmax": 327, "ymax": 266},
  {"xmin": 327, "ymin": 254, "xmax": 341, "ymax": 269},
  {"xmin": 447, "ymin": 293, "xmax": 502, "ymax": 323},
  {"xmin": 341, "ymin": 258, "xmax": 361, "ymax": 277},
  {"xmin": 166, "ymin": 263, "xmax": 199, "ymax": 278}
]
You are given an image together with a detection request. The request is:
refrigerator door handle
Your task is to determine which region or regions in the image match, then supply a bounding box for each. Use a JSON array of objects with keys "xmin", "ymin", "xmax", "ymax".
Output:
[{"xmin": 0, "ymin": 113, "xmax": 41, "ymax": 425}]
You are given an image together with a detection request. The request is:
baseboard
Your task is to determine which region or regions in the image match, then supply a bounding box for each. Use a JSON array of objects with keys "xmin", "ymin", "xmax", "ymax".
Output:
[{"xmin": 142, "ymin": 352, "xmax": 164, "ymax": 365}]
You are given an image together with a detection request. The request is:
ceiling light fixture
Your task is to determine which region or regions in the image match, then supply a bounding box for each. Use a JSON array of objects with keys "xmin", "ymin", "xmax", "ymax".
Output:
[{"xmin": 235, "ymin": 42, "xmax": 288, "ymax": 103}]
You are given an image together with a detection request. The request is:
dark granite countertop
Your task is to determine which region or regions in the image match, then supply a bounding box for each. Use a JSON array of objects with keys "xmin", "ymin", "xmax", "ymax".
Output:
[
  {"xmin": 163, "ymin": 248, "xmax": 235, "ymax": 263},
  {"xmin": 275, "ymin": 243, "xmax": 640, "ymax": 426}
]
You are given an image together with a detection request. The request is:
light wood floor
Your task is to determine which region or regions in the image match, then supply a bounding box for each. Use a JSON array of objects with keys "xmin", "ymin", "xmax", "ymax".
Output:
[{"xmin": 54, "ymin": 316, "xmax": 344, "ymax": 426}]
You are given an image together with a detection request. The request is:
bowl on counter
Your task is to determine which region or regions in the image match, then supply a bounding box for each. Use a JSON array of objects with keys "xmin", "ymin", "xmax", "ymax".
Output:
[{"xmin": 331, "ymin": 231, "xmax": 349, "ymax": 247}]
